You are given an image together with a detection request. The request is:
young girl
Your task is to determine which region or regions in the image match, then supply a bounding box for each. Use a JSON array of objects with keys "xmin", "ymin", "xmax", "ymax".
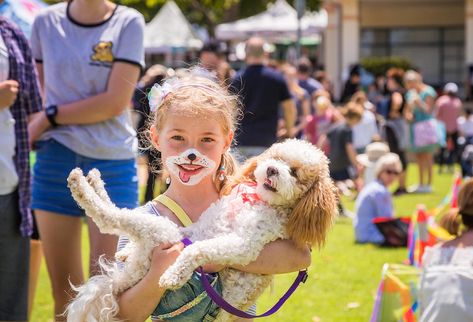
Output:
[{"xmin": 116, "ymin": 75, "xmax": 311, "ymax": 322}]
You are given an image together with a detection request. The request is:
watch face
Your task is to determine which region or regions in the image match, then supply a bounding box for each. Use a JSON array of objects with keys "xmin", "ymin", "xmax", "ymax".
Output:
[{"xmin": 46, "ymin": 106, "xmax": 56, "ymax": 116}]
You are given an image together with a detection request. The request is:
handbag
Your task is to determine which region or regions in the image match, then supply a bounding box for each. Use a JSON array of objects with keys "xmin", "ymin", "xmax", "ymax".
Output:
[{"xmin": 413, "ymin": 118, "xmax": 438, "ymax": 148}]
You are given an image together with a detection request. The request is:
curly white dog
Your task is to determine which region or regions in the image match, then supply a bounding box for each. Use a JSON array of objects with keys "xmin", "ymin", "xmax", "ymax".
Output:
[{"xmin": 65, "ymin": 139, "xmax": 338, "ymax": 322}]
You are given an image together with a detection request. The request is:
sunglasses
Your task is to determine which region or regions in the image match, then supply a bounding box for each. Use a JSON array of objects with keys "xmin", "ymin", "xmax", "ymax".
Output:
[{"xmin": 384, "ymin": 169, "xmax": 400, "ymax": 176}]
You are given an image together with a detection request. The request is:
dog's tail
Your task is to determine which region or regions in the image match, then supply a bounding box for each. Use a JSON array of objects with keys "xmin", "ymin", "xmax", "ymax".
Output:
[{"xmin": 65, "ymin": 262, "xmax": 122, "ymax": 322}]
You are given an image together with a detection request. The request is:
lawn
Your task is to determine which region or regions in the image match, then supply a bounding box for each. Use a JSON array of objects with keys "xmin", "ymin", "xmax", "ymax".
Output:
[{"xmin": 30, "ymin": 165, "xmax": 457, "ymax": 322}]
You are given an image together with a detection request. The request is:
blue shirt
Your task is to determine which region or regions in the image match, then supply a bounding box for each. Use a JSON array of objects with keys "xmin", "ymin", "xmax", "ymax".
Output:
[
  {"xmin": 354, "ymin": 180, "xmax": 393, "ymax": 244},
  {"xmin": 230, "ymin": 65, "xmax": 291, "ymax": 147},
  {"xmin": 298, "ymin": 77, "xmax": 322, "ymax": 96}
]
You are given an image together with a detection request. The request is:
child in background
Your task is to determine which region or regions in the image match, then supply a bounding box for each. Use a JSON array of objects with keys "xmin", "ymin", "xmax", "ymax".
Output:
[
  {"xmin": 305, "ymin": 91, "xmax": 341, "ymax": 155},
  {"xmin": 116, "ymin": 75, "xmax": 311, "ymax": 322},
  {"xmin": 324, "ymin": 102, "xmax": 363, "ymax": 215}
]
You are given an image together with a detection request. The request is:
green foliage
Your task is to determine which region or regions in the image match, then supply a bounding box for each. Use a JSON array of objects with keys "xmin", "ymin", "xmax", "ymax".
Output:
[{"xmin": 361, "ymin": 56, "xmax": 414, "ymax": 77}]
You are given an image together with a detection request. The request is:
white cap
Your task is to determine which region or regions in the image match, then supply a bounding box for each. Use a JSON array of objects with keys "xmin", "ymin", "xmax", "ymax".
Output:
[{"xmin": 444, "ymin": 82, "xmax": 458, "ymax": 94}]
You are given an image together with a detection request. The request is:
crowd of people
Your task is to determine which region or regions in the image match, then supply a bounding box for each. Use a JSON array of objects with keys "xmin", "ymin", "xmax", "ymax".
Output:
[{"xmin": 1, "ymin": 1, "xmax": 473, "ymax": 321}]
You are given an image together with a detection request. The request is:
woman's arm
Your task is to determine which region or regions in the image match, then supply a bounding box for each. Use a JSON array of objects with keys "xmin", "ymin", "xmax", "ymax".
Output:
[
  {"xmin": 117, "ymin": 243, "xmax": 184, "ymax": 322},
  {"xmin": 231, "ymin": 239, "xmax": 311, "ymax": 274},
  {"xmin": 28, "ymin": 62, "xmax": 140, "ymax": 145},
  {"xmin": 56, "ymin": 62, "xmax": 140, "ymax": 124}
]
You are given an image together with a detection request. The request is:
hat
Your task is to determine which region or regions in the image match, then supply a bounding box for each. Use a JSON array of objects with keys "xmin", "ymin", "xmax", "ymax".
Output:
[
  {"xmin": 356, "ymin": 142, "xmax": 390, "ymax": 167},
  {"xmin": 444, "ymin": 82, "xmax": 458, "ymax": 94}
]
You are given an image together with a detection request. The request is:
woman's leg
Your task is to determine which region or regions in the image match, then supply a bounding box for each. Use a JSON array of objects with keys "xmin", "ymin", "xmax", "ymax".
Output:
[
  {"xmin": 416, "ymin": 153, "xmax": 425, "ymax": 186},
  {"xmin": 35, "ymin": 210, "xmax": 83, "ymax": 321},
  {"xmin": 87, "ymin": 218, "xmax": 119, "ymax": 276},
  {"xmin": 426, "ymin": 152, "xmax": 434, "ymax": 186}
]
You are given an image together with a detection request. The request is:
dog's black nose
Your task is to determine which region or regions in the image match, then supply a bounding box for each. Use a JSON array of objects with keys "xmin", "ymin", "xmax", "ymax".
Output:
[
  {"xmin": 188, "ymin": 153, "xmax": 197, "ymax": 161},
  {"xmin": 266, "ymin": 166, "xmax": 279, "ymax": 177}
]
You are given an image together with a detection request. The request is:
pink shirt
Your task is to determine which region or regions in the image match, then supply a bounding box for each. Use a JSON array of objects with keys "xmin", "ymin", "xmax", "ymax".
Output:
[{"xmin": 435, "ymin": 95, "xmax": 462, "ymax": 133}]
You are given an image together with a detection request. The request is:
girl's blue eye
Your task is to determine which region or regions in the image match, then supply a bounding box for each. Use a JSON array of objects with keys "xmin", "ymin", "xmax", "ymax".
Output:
[
  {"xmin": 171, "ymin": 135, "xmax": 184, "ymax": 141},
  {"xmin": 202, "ymin": 137, "xmax": 215, "ymax": 143}
]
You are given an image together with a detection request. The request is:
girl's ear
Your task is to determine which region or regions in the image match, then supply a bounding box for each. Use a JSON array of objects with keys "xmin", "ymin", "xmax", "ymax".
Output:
[
  {"xmin": 150, "ymin": 127, "xmax": 160, "ymax": 151},
  {"xmin": 224, "ymin": 131, "xmax": 234, "ymax": 152}
]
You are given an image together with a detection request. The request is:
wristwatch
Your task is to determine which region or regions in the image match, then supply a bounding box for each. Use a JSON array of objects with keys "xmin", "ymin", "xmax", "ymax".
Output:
[{"xmin": 45, "ymin": 105, "xmax": 59, "ymax": 127}]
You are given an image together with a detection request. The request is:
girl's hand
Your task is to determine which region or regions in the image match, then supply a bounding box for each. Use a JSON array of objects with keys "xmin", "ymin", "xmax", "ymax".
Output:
[{"xmin": 148, "ymin": 242, "xmax": 184, "ymax": 279}]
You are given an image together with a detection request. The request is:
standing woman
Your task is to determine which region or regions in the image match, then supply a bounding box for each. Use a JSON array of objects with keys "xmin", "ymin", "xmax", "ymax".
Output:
[
  {"xmin": 384, "ymin": 68, "xmax": 409, "ymax": 195},
  {"xmin": 28, "ymin": 0, "xmax": 144, "ymax": 320},
  {"xmin": 404, "ymin": 70, "xmax": 437, "ymax": 193}
]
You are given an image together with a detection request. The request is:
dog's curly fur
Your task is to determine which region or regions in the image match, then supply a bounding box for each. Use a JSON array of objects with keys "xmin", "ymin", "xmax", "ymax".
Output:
[{"xmin": 65, "ymin": 139, "xmax": 338, "ymax": 322}]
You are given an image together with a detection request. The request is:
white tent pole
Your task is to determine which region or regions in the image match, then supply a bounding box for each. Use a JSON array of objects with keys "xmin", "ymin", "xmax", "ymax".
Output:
[{"xmin": 296, "ymin": 0, "xmax": 306, "ymax": 59}]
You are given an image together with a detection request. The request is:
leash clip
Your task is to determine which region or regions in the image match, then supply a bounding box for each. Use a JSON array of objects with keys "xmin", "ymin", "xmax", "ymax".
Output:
[{"xmin": 301, "ymin": 270, "xmax": 308, "ymax": 283}]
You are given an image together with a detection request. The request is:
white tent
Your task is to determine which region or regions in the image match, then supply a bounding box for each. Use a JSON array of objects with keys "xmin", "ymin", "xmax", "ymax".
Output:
[
  {"xmin": 144, "ymin": 1, "xmax": 203, "ymax": 53},
  {"xmin": 215, "ymin": 0, "xmax": 327, "ymax": 41}
]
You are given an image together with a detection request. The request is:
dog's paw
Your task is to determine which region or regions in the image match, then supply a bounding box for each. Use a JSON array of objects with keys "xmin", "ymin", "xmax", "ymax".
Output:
[
  {"xmin": 159, "ymin": 268, "xmax": 191, "ymax": 289},
  {"xmin": 67, "ymin": 168, "xmax": 85, "ymax": 187}
]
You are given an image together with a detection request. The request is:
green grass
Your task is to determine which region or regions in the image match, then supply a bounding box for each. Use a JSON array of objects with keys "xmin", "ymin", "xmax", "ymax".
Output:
[{"xmin": 30, "ymin": 165, "xmax": 457, "ymax": 322}]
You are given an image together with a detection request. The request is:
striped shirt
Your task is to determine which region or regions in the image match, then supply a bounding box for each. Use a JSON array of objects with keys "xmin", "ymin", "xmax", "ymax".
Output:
[{"xmin": 0, "ymin": 17, "xmax": 42, "ymax": 236}]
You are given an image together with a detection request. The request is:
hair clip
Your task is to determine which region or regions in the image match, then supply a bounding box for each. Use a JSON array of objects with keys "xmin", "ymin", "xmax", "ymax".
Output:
[{"xmin": 148, "ymin": 81, "xmax": 174, "ymax": 112}]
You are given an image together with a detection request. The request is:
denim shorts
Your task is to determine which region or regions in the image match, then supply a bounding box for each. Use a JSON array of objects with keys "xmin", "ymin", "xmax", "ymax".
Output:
[
  {"xmin": 152, "ymin": 271, "xmax": 222, "ymax": 322},
  {"xmin": 32, "ymin": 139, "xmax": 138, "ymax": 216}
]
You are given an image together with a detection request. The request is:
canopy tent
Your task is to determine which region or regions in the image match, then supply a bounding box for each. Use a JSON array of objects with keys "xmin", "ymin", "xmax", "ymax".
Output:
[
  {"xmin": 215, "ymin": 0, "xmax": 327, "ymax": 42},
  {"xmin": 0, "ymin": 0, "xmax": 47, "ymax": 37},
  {"xmin": 144, "ymin": 1, "xmax": 203, "ymax": 54}
]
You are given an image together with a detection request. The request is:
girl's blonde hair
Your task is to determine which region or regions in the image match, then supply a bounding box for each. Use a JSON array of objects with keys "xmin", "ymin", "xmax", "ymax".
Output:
[{"xmin": 150, "ymin": 74, "xmax": 241, "ymax": 193}]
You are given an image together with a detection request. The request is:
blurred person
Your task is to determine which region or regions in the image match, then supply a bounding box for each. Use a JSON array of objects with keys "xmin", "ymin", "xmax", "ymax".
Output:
[
  {"xmin": 383, "ymin": 68, "xmax": 409, "ymax": 195},
  {"xmin": 28, "ymin": 0, "xmax": 144, "ymax": 319},
  {"xmin": 340, "ymin": 64, "xmax": 361, "ymax": 103},
  {"xmin": 230, "ymin": 37, "xmax": 296, "ymax": 161},
  {"xmin": 196, "ymin": 40, "xmax": 222, "ymax": 80},
  {"xmin": 354, "ymin": 153, "xmax": 402, "ymax": 244},
  {"xmin": 281, "ymin": 64, "xmax": 310, "ymax": 139},
  {"xmin": 325, "ymin": 102, "xmax": 363, "ymax": 215},
  {"xmin": 367, "ymin": 74, "xmax": 386, "ymax": 107},
  {"xmin": 356, "ymin": 142, "xmax": 390, "ymax": 187},
  {"xmin": 314, "ymin": 70, "xmax": 334, "ymax": 101},
  {"xmin": 350, "ymin": 91, "xmax": 379, "ymax": 154},
  {"xmin": 217, "ymin": 60, "xmax": 235, "ymax": 86},
  {"xmin": 133, "ymin": 64, "xmax": 168, "ymax": 203},
  {"xmin": 404, "ymin": 70, "xmax": 438, "ymax": 193},
  {"xmin": 435, "ymin": 82, "xmax": 462, "ymax": 173},
  {"xmin": 296, "ymin": 57, "xmax": 322, "ymax": 96},
  {"xmin": 419, "ymin": 178, "xmax": 473, "ymax": 322},
  {"xmin": 458, "ymin": 108, "xmax": 473, "ymax": 178},
  {"xmin": 0, "ymin": 16, "xmax": 42, "ymax": 322},
  {"xmin": 304, "ymin": 93, "xmax": 342, "ymax": 154}
]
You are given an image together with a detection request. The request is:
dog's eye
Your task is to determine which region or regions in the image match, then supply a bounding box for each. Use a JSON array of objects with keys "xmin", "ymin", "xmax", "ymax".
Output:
[{"xmin": 290, "ymin": 167, "xmax": 298, "ymax": 177}]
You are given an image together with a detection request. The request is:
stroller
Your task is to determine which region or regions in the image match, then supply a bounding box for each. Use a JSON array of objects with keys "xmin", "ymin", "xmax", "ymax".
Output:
[{"xmin": 459, "ymin": 136, "xmax": 473, "ymax": 178}]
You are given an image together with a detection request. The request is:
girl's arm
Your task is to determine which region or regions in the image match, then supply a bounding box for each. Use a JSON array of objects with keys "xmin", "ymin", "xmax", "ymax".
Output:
[
  {"xmin": 117, "ymin": 243, "xmax": 184, "ymax": 322},
  {"xmin": 231, "ymin": 239, "xmax": 311, "ymax": 274}
]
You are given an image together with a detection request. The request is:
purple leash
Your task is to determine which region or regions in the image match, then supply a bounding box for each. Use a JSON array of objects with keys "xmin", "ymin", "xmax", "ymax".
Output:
[{"xmin": 181, "ymin": 238, "xmax": 308, "ymax": 318}]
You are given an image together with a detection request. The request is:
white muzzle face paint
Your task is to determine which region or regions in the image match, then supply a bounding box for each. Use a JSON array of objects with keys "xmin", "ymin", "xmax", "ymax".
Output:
[{"xmin": 165, "ymin": 148, "xmax": 217, "ymax": 186}]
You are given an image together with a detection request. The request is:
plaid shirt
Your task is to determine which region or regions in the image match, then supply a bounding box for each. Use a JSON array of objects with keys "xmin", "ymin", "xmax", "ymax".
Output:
[{"xmin": 0, "ymin": 17, "xmax": 42, "ymax": 236}]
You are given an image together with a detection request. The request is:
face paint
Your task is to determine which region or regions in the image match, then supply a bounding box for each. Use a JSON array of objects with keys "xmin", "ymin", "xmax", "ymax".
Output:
[{"xmin": 165, "ymin": 148, "xmax": 217, "ymax": 186}]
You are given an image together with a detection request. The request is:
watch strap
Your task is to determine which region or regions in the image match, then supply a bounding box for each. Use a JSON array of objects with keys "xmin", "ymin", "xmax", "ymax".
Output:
[{"xmin": 45, "ymin": 105, "xmax": 58, "ymax": 127}]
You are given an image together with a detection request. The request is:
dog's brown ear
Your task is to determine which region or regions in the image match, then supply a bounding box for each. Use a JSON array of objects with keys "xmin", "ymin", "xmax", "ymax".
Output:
[
  {"xmin": 222, "ymin": 156, "xmax": 259, "ymax": 195},
  {"xmin": 287, "ymin": 176, "xmax": 338, "ymax": 249}
]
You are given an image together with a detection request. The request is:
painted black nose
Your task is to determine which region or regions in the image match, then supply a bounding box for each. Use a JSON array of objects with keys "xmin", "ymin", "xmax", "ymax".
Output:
[
  {"xmin": 188, "ymin": 153, "xmax": 197, "ymax": 161},
  {"xmin": 266, "ymin": 166, "xmax": 279, "ymax": 177}
]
